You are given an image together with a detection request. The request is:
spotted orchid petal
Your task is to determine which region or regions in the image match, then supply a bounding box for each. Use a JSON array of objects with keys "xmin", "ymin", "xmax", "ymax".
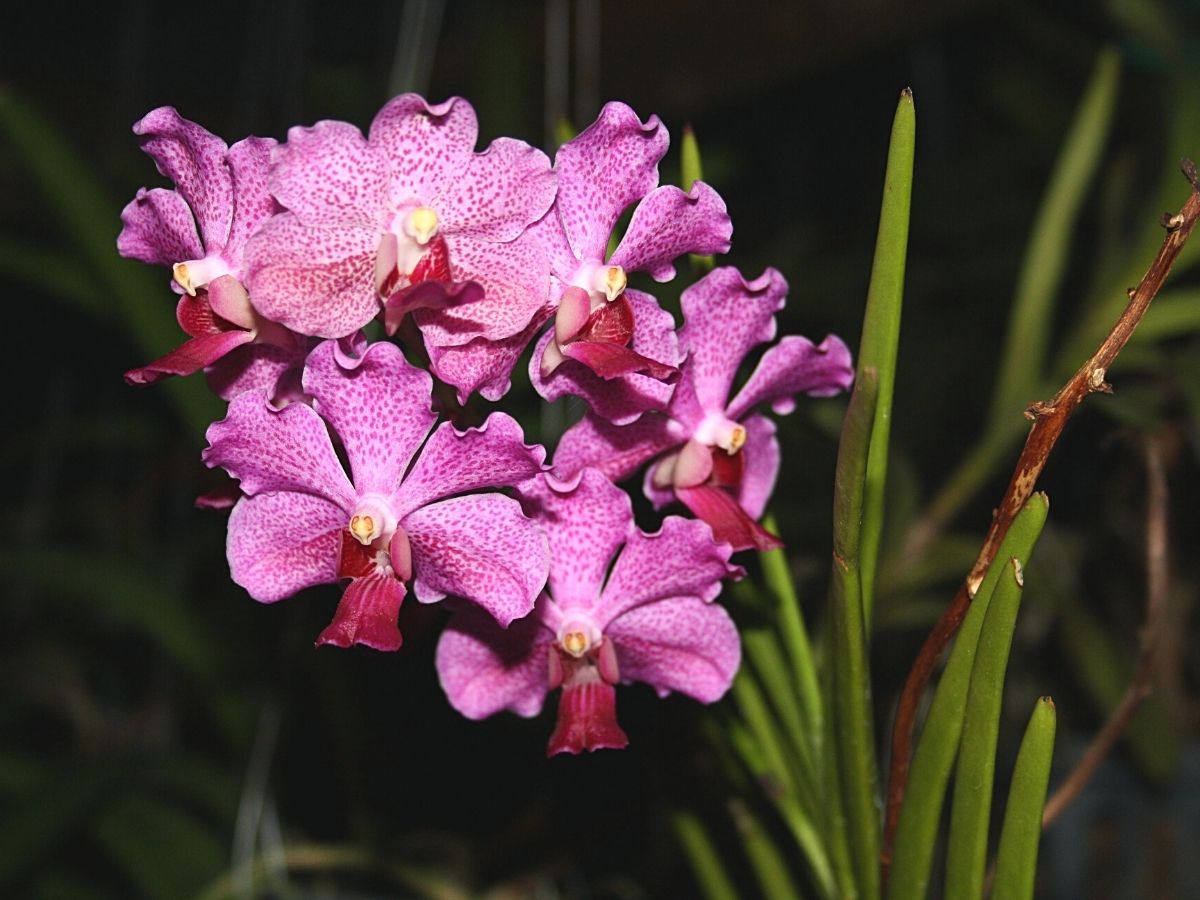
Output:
[
  {"xmin": 609, "ymin": 182, "xmax": 732, "ymax": 281},
  {"xmin": 726, "ymin": 334, "xmax": 855, "ymax": 419}
]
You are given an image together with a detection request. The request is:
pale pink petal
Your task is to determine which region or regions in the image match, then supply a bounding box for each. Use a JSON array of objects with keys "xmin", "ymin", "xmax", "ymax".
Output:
[
  {"xmin": 735, "ymin": 414, "xmax": 780, "ymax": 520},
  {"xmin": 243, "ymin": 211, "xmax": 380, "ymax": 338},
  {"xmin": 552, "ymin": 411, "xmax": 681, "ymax": 482},
  {"xmin": 435, "ymin": 137, "xmax": 555, "ymax": 241},
  {"xmin": 204, "ymin": 391, "xmax": 356, "ymax": 506},
  {"xmin": 393, "ymin": 413, "xmax": 546, "ymax": 515},
  {"xmin": 133, "ymin": 107, "xmax": 233, "ymax": 248},
  {"xmin": 528, "ymin": 207, "xmax": 580, "ymax": 281},
  {"xmin": 607, "ymin": 596, "xmax": 741, "ymax": 701},
  {"xmin": 436, "ymin": 603, "xmax": 554, "ymax": 719},
  {"xmin": 610, "ymin": 182, "xmax": 732, "ymax": 280},
  {"xmin": 595, "ymin": 516, "xmax": 741, "ymax": 626},
  {"xmin": 226, "ymin": 492, "xmax": 344, "ymax": 602},
  {"xmin": 676, "ymin": 267, "xmax": 787, "ymax": 414},
  {"xmin": 316, "ymin": 571, "xmax": 406, "ymax": 651},
  {"xmin": 269, "ymin": 119, "xmax": 390, "ymax": 229},
  {"xmin": 727, "ymin": 334, "xmax": 855, "ymax": 420},
  {"xmin": 556, "ymin": 102, "xmax": 667, "ymax": 261},
  {"xmin": 302, "ymin": 340, "xmax": 436, "ymax": 496},
  {"xmin": 518, "ymin": 470, "xmax": 633, "ymax": 608},
  {"xmin": 404, "ymin": 494, "xmax": 549, "ymax": 626},
  {"xmin": 531, "ymin": 290, "xmax": 680, "ymax": 424},
  {"xmin": 225, "ymin": 135, "xmax": 278, "ymax": 256},
  {"xmin": 369, "ymin": 94, "xmax": 478, "ymax": 203},
  {"xmin": 425, "ymin": 311, "xmax": 550, "ymax": 404},
  {"xmin": 117, "ymin": 187, "xmax": 204, "ymax": 270},
  {"xmin": 416, "ymin": 229, "xmax": 552, "ymax": 345}
]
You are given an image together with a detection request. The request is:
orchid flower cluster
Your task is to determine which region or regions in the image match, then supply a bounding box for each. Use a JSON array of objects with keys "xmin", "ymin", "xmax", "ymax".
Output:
[{"xmin": 118, "ymin": 94, "xmax": 855, "ymax": 755}]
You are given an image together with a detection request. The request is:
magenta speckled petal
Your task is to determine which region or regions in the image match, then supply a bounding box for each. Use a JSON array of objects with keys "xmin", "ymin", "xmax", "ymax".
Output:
[
  {"xmin": 596, "ymin": 516, "xmax": 741, "ymax": 627},
  {"xmin": 316, "ymin": 571, "xmax": 406, "ymax": 651},
  {"xmin": 225, "ymin": 135, "xmax": 278, "ymax": 254},
  {"xmin": 302, "ymin": 340, "xmax": 435, "ymax": 496},
  {"xmin": 404, "ymin": 494, "xmax": 548, "ymax": 625},
  {"xmin": 610, "ymin": 183, "xmax": 732, "ymax": 280},
  {"xmin": 425, "ymin": 311, "xmax": 550, "ymax": 403},
  {"xmin": 518, "ymin": 470, "xmax": 633, "ymax": 608},
  {"xmin": 530, "ymin": 290, "xmax": 680, "ymax": 424},
  {"xmin": 243, "ymin": 211, "xmax": 380, "ymax": 338},
  {"xmin": 226, "ymin": 491, "xmax": 344, "ymax": 602},
  {"xmin": 125, "ymin": 329, "xmax": 254, "ymax": 385},
  {"xmin": 676, "ymin": 267, "xmax": 787, "ymax": 414},
  {"xmin": 205, "ymin": 340, "xmax": 312, "ymax": 402},
  {"xmin": 133, "ymin": 107, "xmax": 232, "ymax": 249},
  {"xmin": 607, "ymin": 596, "xmax": 740, "ymax": 701},
  {"xmin": 204, "ymin": 391, "xmax": 356, "ymax": 506},
  {"xmin": 527, "ymin": 207, "xmax": 579, "ymax": 282},
  {"xmin": 727, "ymin": 334, "xmax": 855, "ymax": 420},
  {"xmin": 117, "ymin": 187, "xmax": 204, "ymax": 269},
  {"xmin": 436, "ymin": 604, "xmax": 553, "ymax": 718},
  {"xmin": 556, "ymin": 102, "xmax": 667, "ymax": 261},
  {"xmin": 735, "ymin": 414, "xmax": 781, "ymax": 519},
  {"xmin": 369, "ymin": 94, "xmax": 477, "ymax": 203},
  {"xmin": 435, "ymin": 137, "xmax": 555, "ymax": 241},
  {"xmin": 394, "ymin": 413, "xmax": 546, "ymax": 515},
  {"xmin": 552, "ymin": 411, "xmax": 681, "ymax": 482},
  {"xmin": 269, "ymin": 119, "xmax": 390, "ymax": 229},
  {"xmin": 416, "ymin": 229, "xmax": 552, "ymax": 345}
]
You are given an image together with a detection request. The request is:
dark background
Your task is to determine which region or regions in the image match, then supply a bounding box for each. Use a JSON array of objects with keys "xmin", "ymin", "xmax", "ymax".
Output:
[{"xmin": 2, "ymin": 1, "xmax": 1199, "ymax": 897}]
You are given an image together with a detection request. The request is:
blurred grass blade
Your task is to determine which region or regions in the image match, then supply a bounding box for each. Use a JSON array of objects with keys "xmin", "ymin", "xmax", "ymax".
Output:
[
  {"xmin": 858, "ymin": 89, "xmax": 915, "ymax": 628},
  {"xmin": 944, "ymin": 558, "xmax": 1027, "ymax": 898},
  {"xmin": 730, "ymin": 799, "xmax": 802, "ymax": 900},
  {"xmin": 732, "ymin": 669, "xmax": 799, "ymax": 801},
  {"xmin": 673, "ymin": 811, "xmax": 741, "ymax": 900},
  {"xmin": 94, "ymin": 797, "xmax": 225, "ymax": 900},
  {"xmin": 992, "ymin": 697, "xmax": 1057, "ymax": 900},
  {"xmin": 0, "ymin": 239, "xmax": 97, "ymax": 312},
  {"xmin": 830, "ymin": 367, "xmax": 880, "ymax": 899},
  {"xmin": 553, "ymin": 117, "xmax": 577, "ymax": 149},
  {"xmin": 989, "ymin": 48, "xmax": 1120, "ymax": 426},
  {"xmin": 0, "ymin": 88, "xmax": 220, "ymax": 434},
  {"xmin": 741, "ymin": 628, "xmax": 818, "ymax": 797},
  {"xmin": 1124, "ymin": 288, "xmax": 1200, "ymax": 345},
  {"xmin": 683, "ymin": 124, "xmax": 716, "ymax": 271},
  {"xmin": 760, "ymin": 514, "xmax": 824, "ymax": 750},
  {"xmin": 887, "ymin": 494, "xmax": 1048, "ymax": 900}
]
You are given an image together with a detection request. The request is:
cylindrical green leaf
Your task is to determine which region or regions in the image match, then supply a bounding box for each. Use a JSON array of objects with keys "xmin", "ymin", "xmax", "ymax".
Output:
[
  {"xmin": 730, "ymin": 799, "xmax": 802, "ymax": 900},
  {"xmin": 859, "ymin": 88, "xmax": 916, "ymax": 628},
  {"xmin": 887, "ymin": 494, "xmax": 1048, "ymax": 900},
  {"xmin": 992, "ymin": 697, "xmax": 1057, "ymax": 900},
  {"xmin": 944, "ymin": 558, "xmax": 1027, "ymax": 898},
  {"xmin": 672, "ymin": 811, "xmax": 741, "ymax": 900}
]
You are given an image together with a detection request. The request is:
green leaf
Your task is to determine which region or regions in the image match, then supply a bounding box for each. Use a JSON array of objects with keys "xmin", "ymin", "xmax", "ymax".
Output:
[
  {"xmin": 730, "ymin": 799, "xmax": 802, "ymax": 900},
  {"xmin": 673, "ymin": 811, "xmax": 741, "ymax": 900},
  {"xmin": 93, "ymin": 796, "xmax": 225, "ymax": 900},
  {"xmin": 1124, "ymin": 288, "xmax": 1200, "ymax": 345},
  {"xmin": 553, "ymin": 117, "xmax": 577, "ymax": 149},
  {"xmin": 992, "ymin": 696, "xmax": 1057, "ymax": 900},
  {"xmin": 858, "ymin": 88, "xmax": 915, "ymax": 628},
  {"xmin": 0, "ymin": 239, "xmax": 98, "ymax": 311},
  {"xmin": 887, "ymin": 494, "xmax": 1048, "ymax": 900},
  {"xmin": 829, "ymin": 367, "xmax": 881, "ymax": 899},
  {"xmin": 760, "ymin": 514, "xmax": 824, "ymax": 751},
  {"xmin": 989, "ymin": 47, "xmax": 1120, "ymax": 426},
  {"xmin": 682, "ymin": 124, "xmax": 715, "ymax": 272},
  {"xmin": 943, "ymin": 558, "xmax": 1027, "ymax": 898}
]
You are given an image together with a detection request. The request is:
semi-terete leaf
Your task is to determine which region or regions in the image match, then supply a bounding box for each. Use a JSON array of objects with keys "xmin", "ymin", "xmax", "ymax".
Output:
[
  {"xmin": 672, "ymin": 811, "xmax": 741, "ymax": 900},
  {"xmin": 887, "ymin": 493, "xmax": 1048, "ymax": 900},
  {"xmin": 992, "ymin": 696, "xmax": 1057, "ymax": 900}
]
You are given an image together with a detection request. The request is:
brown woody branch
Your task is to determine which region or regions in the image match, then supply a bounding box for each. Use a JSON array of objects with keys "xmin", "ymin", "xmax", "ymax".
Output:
[{"xmin": 882, "ymin": 161, "xmax": 1200, "ymax": 870}]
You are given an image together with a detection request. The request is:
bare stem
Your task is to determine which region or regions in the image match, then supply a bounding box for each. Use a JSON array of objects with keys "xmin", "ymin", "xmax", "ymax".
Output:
[
  {"xmin": 1040, "ymin": 435, "xmax": 1170, "ymax": 827},
  {"xmin": 882, "ymin": 162, "xmax": 1200, "ymax": 870}
]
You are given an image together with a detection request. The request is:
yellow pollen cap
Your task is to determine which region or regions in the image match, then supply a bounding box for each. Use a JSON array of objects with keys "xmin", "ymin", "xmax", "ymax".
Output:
[
  {"xmin": 408, "ymin": 206, "xmax": 440, "ymax": 244},
  {"xmin": 173, "ymin": 262, "xmax": 197, "ymax": 296},
  {"xmin": 349, "ymin": 514, "xmax": 377, "ymax": 544},
  {"xmin": 728, "ymin": 424, "xmax": 747, "ymax": 453},
  {"xmin": 561, "ymin": 631, "xmax": 589, "ymax": 657},
  {"xmin": 603, "ymin": 266, "xmax": 627, "ymax": 301}
]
